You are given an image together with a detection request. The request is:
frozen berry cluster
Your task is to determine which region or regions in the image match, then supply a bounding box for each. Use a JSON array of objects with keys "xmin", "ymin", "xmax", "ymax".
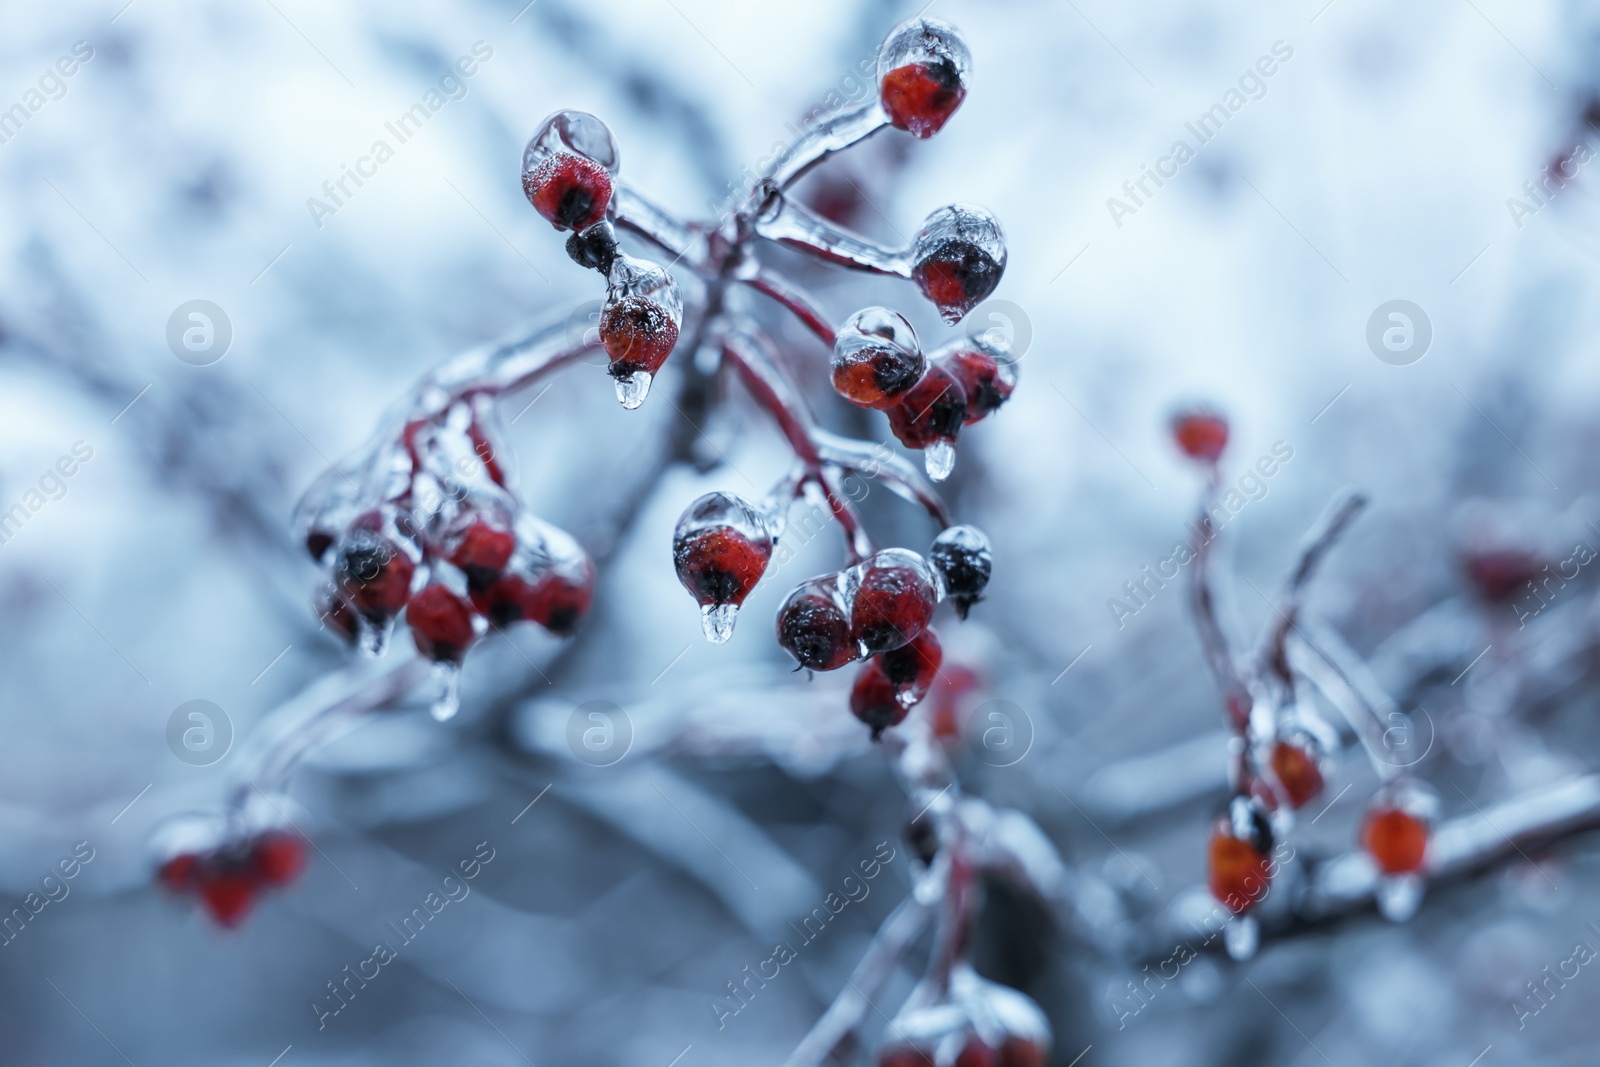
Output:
[{"xmin": 297, "ymin": 397, "xmax": 593, "ymax": 720}]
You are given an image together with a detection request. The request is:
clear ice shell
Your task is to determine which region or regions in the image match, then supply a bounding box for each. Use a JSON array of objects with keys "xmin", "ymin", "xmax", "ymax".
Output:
[
  {"xmin": 1223, "ymin": 914, "xmax": 1259, "ymax": 960},
  {"xmin": 878, "ymin": 18, "xmax": 972, "ymax": 86},
  {"xmin": 357, "ymin": 616, "xmax": 392, "ymax": 658},
  {"xmin": 521, "ymin": 109, "xmax": 620, "ymax": 182},
  {"xmin": 912, "ymin": 204, "xmax": 1008, "ymax": 324},
  {"xmin": 701, "ymin": 602, "xmax": 739, "ymax": 644},
  {"xmin": 834, "ymin": 306, "xmax": 922, "ymax": 367},
  {"xmin": 924, "ymin": 438, "xmax": 957, "ymax": 481},
  {"xmin": 606, "ymin": 254, "xmax": 684, "ymax": 325},
  {"xmin": 614, "ymin": 370, "xmax": 652, "ymax": 409},
  {"xmin": 430, "ymin": 663, "xmax": 461, "ymax": 721},
  {"xmin": 1375, "ymin": 873, "xmax": 1424, "ymax": 923}
]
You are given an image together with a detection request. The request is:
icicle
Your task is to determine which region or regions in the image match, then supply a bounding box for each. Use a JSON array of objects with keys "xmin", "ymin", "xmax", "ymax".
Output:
[
  {"xmin": 614, "ymin": 370, "xmax": 652, "ymax": 409},
  {"xmin": 1375, "ymin": 873, "xmax": 1424, "ymax": 923},
  {"xmin": 924, "ymin": 438, "xmax": 957, "ymax": 481},
  {"xmin": 430, "ymin": 663, "xmax": 461, "ymax": 721},
  {"xmin": 1223, "ymin": 914, "xmax": 1259, "ymax": 960},
  {"xmin": 700, "ymin": 602, "xmax": 739, "ymax": 644}
]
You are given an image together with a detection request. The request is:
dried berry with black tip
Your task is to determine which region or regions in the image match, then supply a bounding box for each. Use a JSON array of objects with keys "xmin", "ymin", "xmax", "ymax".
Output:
[{"xmin": 930, "ymin": 525, "xmax": 991, "ymax": 618}]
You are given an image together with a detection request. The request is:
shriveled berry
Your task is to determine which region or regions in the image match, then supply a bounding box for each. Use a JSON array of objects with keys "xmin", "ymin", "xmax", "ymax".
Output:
[
  {"xmin": 832, "ymin": 307, "xmax": 924, "ymax": 410},
  {"xmin": 406, "ymin": 584, "xmax": 481, "ymax": 664},
  {"xmin": 1363, "ymin": 807, "xmax": 1429, "ymax": 875},
  {"xmin": 911, "ymin": 206, "xmax": 1006, "ymax": 324},
  {"xmin": 337, "ymin": 531, "xmax": 416, "ymax": 620},
  {"xmin": 525, "ymin": 153, "xmax": 613, "ymax": 232},
  {"xmin": 877, "ymin": 19, "xmax": 971, "ymax": 139},
  {"xmin": 1270, "ymin": 741, "xmax": 1324, "ymax": 809},
  {"xmin": 1207, "ymin": 817, "xmax": 1273, "ymax": 915},
  {"xmin": 887, "ymin": 364, "xmax": 968, "ymax": 452},
  {"xmin": 777, "ymin": 577, "xmax": 857, "ymax": 671},
  {"xmin": 851, "ymin": 550, "xmax": 938, "ymax": 655},
  {"xmin": 251, "ymin": 831, "xmax": 306, "ymax": 887},
  {"xmin": 449, "ymin": 519, "xmax": 517, "ymax": 592},
  {"xmin": 851, "ymin": 659, "xmax": 906, "ymax": 739},
  {"xmin": 930, "ymin": 525, "xmax": 991, "ymax": 619},
  {"xmin": 1172, "ymin": 412, "xmax": 1228, "ymax": 463},
  {"xmin": 566, "ymin": 223, "xmax": 618, "ymax": 273}
]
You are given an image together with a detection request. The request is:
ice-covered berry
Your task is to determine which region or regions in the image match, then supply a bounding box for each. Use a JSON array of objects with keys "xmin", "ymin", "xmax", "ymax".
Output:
[
  {"xmin": 251, "ymin": 831, "xmax": 306, "ymax": 887},
  {"xmin": 447, "ymin": 518, "xmax": 516, "ymax": 592},
  {"xmin": 888, "ymin": 364, "xmax": 968, "ymax": 480},
  {"xmin": 877, "ymin": 19, "xmax": 972, "ymax": 139},
  {"xmin": 566, "ymin": 222, "xmax": 619, "ymax": 273},
  {"xmin": 944, "ymin": 338, "xmax": 1018, "ymax": 424},
  {"xmin": 673, "ymin": 493, "xmax": 773, "ymax": 643},
  {"xmin": 850, "ymin": 549, "xmax": 939, "ymax": 656},
  {"xmin": 336, "ymin": 525, "xmax": 417, "ymax": 621},
  {"xmin": 832, "ymin": 307, "xmax": 925, "ymax": 410},
  {"xmin": 777, "ymin": 577, "xmax": 858, "ymax": 671},
  {"xmin": 1362, "ymin": 780, "xmax": 1437, "ymax": 876},
  {"xmin": 521, "ymin": 110, "xmax": 619, "ymax": 232},
  {"xmin": 1462, "ymin": 549, "xmax": 1542, "ymax": 603},
  {"xmin": 1207, "ymin": 798, "xmax": 1274, "ymax": 914},
  {"xmin": 851, "ymin": 659, "xmax": 906, "ymax": 739},
  {"xmin": 602, "ymin": 256, "xmax": 684, "ymax": 409},
  {"xmin": 1171, "ymin": 411, "xmax": 1228, "ymax": 464},
  {"xmin": 930, "ymin": 525, "xmax": 991, "ymax": 619},
  {"xmin": 911, "ymin": 205, "xmax": 1006, "ymax": 324},
  {"xmin": 406, "ymin": 583, "xmax": 482, "ymax": 664},
  {"xmin": 1269, "ymin": 740, "xmax": 1324, "ymax": 810}
]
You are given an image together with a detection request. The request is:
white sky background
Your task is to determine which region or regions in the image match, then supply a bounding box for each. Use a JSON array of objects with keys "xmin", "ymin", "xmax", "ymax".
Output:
[{"xmin": 1, "ymin": 0, "xmax": 1598, "ymax": 1063}]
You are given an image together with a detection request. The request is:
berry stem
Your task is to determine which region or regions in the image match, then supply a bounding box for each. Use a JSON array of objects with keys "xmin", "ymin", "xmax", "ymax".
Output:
[
  {"xmin": 757, "ymin": 102, "xmax": 889, "ymax": 193},
  {"xmin": 815, "ymin": 430, "xmax": 952, "ymax": 527},
  {"xmin": 611, "ymin": 183, "xmax": 700, "ymax": 263},
  {"xmin": 742, "ymin": 269, "xmax": 838, "ymax": 346},
  {"xmin": 1252, "ymin": 491, "xmax": 1367, "ymax": 681},
  {"xmin": 752, "ymin": 194, "xmax": 912, "ymax": 276}
]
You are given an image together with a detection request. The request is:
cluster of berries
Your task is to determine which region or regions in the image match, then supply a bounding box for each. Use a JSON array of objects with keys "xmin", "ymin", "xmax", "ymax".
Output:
[
  {"xmin": 1172, "ymin": 411, "xmax": 1439, "ymax": 944},
  {"xmin": 877, "ymin": 966, "xmax": 1050, "ymax": 1067},
  {"xmin": 157, "ymin": 825, "xmax": 305, "ymax": 928},
  {"xmin": 299, "ymin": 402, "xmax": 593, "ymax": 719}
]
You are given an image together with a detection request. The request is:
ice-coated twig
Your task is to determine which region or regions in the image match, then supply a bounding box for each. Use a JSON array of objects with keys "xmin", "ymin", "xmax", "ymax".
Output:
[
  {"xmin": 1289, "ymin": 622, "xmax": 1406, "ymax": 782},
  {"xmin": 1254, "ymin": 491, "xmax": 1367, "ymax": 681},
  {"xmin": 760, "ymin": 102, "xmax": 889, "ymax": 193},
  {"xmin": 611, "ymin": 183, "xmax": 701, "ymax": 262},
  {"xmin": 743, "ymin": 268, "xmax": 839, "ymax": 346},
  {"xmin": 753, "ymin": 194, "xmax": 912, "ymax": 276},
  {"xmin": 815, "ymin": 430, "xmax": 952, "ymax": 527},
  {"xmin": 1188, "ymin": 504, "xmax": 1248, "ymax": 703}
]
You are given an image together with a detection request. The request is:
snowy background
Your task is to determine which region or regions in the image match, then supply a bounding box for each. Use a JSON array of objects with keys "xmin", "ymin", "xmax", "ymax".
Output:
[{"xmin": 3, "ymin": 0, "xmax": 1600, "ymax": 1063}]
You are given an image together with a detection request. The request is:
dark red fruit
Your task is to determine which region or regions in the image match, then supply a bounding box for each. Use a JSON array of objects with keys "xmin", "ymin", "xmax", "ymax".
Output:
[
  {"xmin": 929, "ymin": 525, "xmax": 991, "ymax": 619},
  {"xmin": 524, "ymin": 153, "xmax": 612, "ymax": 232},
  {"xmin": 1208, "ymin": 802, "xmax": 1274, "ymax": 914},
  {"xmin": 337, "ymin": 532, "xmax": 416, "ymax": 620},
  {"xmin": 406, "ymin": 584, "xmax": 480, "ymax": 664},
  {"xmin": 887, "ymin": 364, "xmax": 968, "ymax": 451},
  {"xmin": 879, "ymin": 628, "xmax": 942, "ymax": 700},
  {"xmin": 833, "ymin": 343, "xmax": 923, "ymax": 410},
  {"xmin": 946, "ymin": 347, "xmax": 1016, "ymax": 424},
  {"xmin": 912, "ymin": 243, "xmax": 1003, "ymax": 322},
  {"xmin": 305, "ymin": 529, "xmax": 335, "ymax": 562},
  {"xmin": 601, "ymin": 296, "xmax": 679, "ymax": 379},
  {"xmin": 851, "ymin": 659, "xmax": 906, "ymax": 739},
  {"xmin": 776, "ymin": 578, "xmax": 857, "ymax": 671},
  {"xmin": 674, "ymin": 527, "xmax": 771, "ymax": 607},
  {"xmin": 955, "ymin": 1038, "xmax": 998, "ymax": 1067},
  {"xmin": 878, "ymin": 1046, "xmax": 936, "ymax": 1067},
  {"xmin": 526, "ymin": 568, "xmax": 594, "ymax": 637},
  {"xmin": 881, "ymin": 61, "xmax": 967, "ymax": 138},
  {"xmin": 158, "ymin": 853, "xmax": 198, "ymax": 892},
  {"xmin": 251, "ymin": 832, "xmax": 306, "ymax": 887},
  {"xmin": 314, "ymin": 585, "xmax": 359, "ymax": 645},
  {"xmin": 449, "ymin": 520, "xmax": 517, "ymax": 591},
  {"xmin": 998, "ymin": 1037, "xmax": 1047, "ymax": 1067},
  {"xmin": 197, "ymin": 872, "xmax": 259, "ymax": 928},
  {"xmin": 1270, "ymin": 741, "xmax": 1323, "ymax": 809},
  {"xmin": 1172, "ymin": 412, "xmax": 1228, "ymax": 463},
  {"xmin": 1463, "ymin": 549, "xmax": 1542, "ymax": 602},
  {"xmin": 851, "ymin": 555, "xmax": 938, "ymax": 655},
  {"xmin": 1364, "ymin": 806, "xmax": 1429, "ymax": 875}
]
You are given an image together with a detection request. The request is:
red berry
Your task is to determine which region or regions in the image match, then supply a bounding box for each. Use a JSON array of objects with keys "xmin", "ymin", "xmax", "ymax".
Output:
[
  {"xmin": 877, "ymin": 20, "xmax": 971, "ymax": 139},
  {"xmin": 449, "ymin": 520, "xmax": 516, "ymax": 592},
  {"xmin": 878, "ymin": 1046, "xmax": 936, "ymax": 1067},
  {"xmin": 158, "ymin": 853, "xmax": 198, "ymax": 892},
  {"xmin": 850, "ymin": 550, "xmax": 938, "ymax": 655},
  {"xmin": 832, "ymin": 308, "xmax": 924, "ymax": 410},
  {"xmin": 1207, "ymin": 803, "xmax": 1274, "ymax": 915},
  {"xmin": 1172, "ymin": 412, "xmax": 1228, "ymax": 463},
  {"xmin": 406, "ymin": 584, "xmax": 481, "ymax": 664},
  {"xmin": 251, "ymin": 832, "xmax": 306, "ymax": 887},
  {"xmin": 524, "ymin": 153, "xmax": 612, "ymax": 232},
  {"xmin": 879, "ymin": 627, "xmax": 942, "ymax": 702},
  {"xmin": 931, "ymin": 663, "xmax": 980, "ymax": 742},
  {"xmin": 197, "ymin": 871, "xmax": 259, "ymax": 928},
  {"xmin": 944, "ymin": 344, "xmax": 1017, "ymax": 424},
  {"xmin": 673, "ymin": 494, "xmax": 773, "ymax": 609},
  {"xmin": 777, "ymin": 577, "xmax": 858, "ymax": 671},
  {"xmin": 601, "ymin": 295, "xmax": 680, "ymax": 380},
  {"xmin": 955, "ymin": 1038, "xmax": 998, "ymax": 1067},
  {"xmin": 337, "ymin": 530, "xmax": 416, "ymax": 620},
  {"xmin": 998, "ymin": 1037, "xmax": 1047, "ymax": 1067},
  {"xmin": 1463, "ymin": 549, "xmax": 1542, "ymax": 602},
  {"xmin": 887, "ymin": 364, "xmax": 968, "ymax": 453},
  {"xmin": 314, "ymin": 584, "xmax": 360, "ymax": 645},
  {"xmin": 305, "ymin": 529, "xmax": 335, "ymax": 563},
  {"xmin": 881, "ymin": 62, "xmax": 967, "ymax": 138},
  {"xmin": 851, "ymin": 659, "xmax": 906, "ymax": 739},
  {"xmin": 526, "ymin": 570, "xmax": 593, "ymax": 636},
  {"xmin": 911, "ymin": 206, "xmax": 1006, "ymax": 324},
  {"xmin": 1363, "ymin": 807, "xmax": 1429, "ymax": 875},
  {"xmin": 1270, "ymin": 741, "xmax": 1323, "ymax": 810}
]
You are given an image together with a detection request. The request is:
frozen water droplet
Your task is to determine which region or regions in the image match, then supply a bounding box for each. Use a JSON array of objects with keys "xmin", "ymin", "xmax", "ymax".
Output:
[
  {"xmin": 430, "ymin": 664, "xmax": 461, "ymax": 721},
  {"xmin": 357, "ymin": 618, "xmax": 391, "ymax": 658},
  {"xmin": 614, "ymin": 370, "xmax": 652, "ymax": 409},
  {"xmin": 700, "ymin": 602, "xmax": 739, "ymax": 644},
  {"xmin": 1375, "ymin": 873, "xmax": 1424, "ymax": 923},
  {"xmin": 924, "ymin": 438, "xmax": 957, "ymax": 481},
  {"xmin": 1223, "ymin": 914, "xmax": 1259, "ymax": 960}
]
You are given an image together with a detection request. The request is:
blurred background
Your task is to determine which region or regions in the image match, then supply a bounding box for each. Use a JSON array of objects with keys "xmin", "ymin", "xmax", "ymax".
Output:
[{"xmin": 4, "ymin": 0, "xmax": 1600, "ymax": 1063}]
